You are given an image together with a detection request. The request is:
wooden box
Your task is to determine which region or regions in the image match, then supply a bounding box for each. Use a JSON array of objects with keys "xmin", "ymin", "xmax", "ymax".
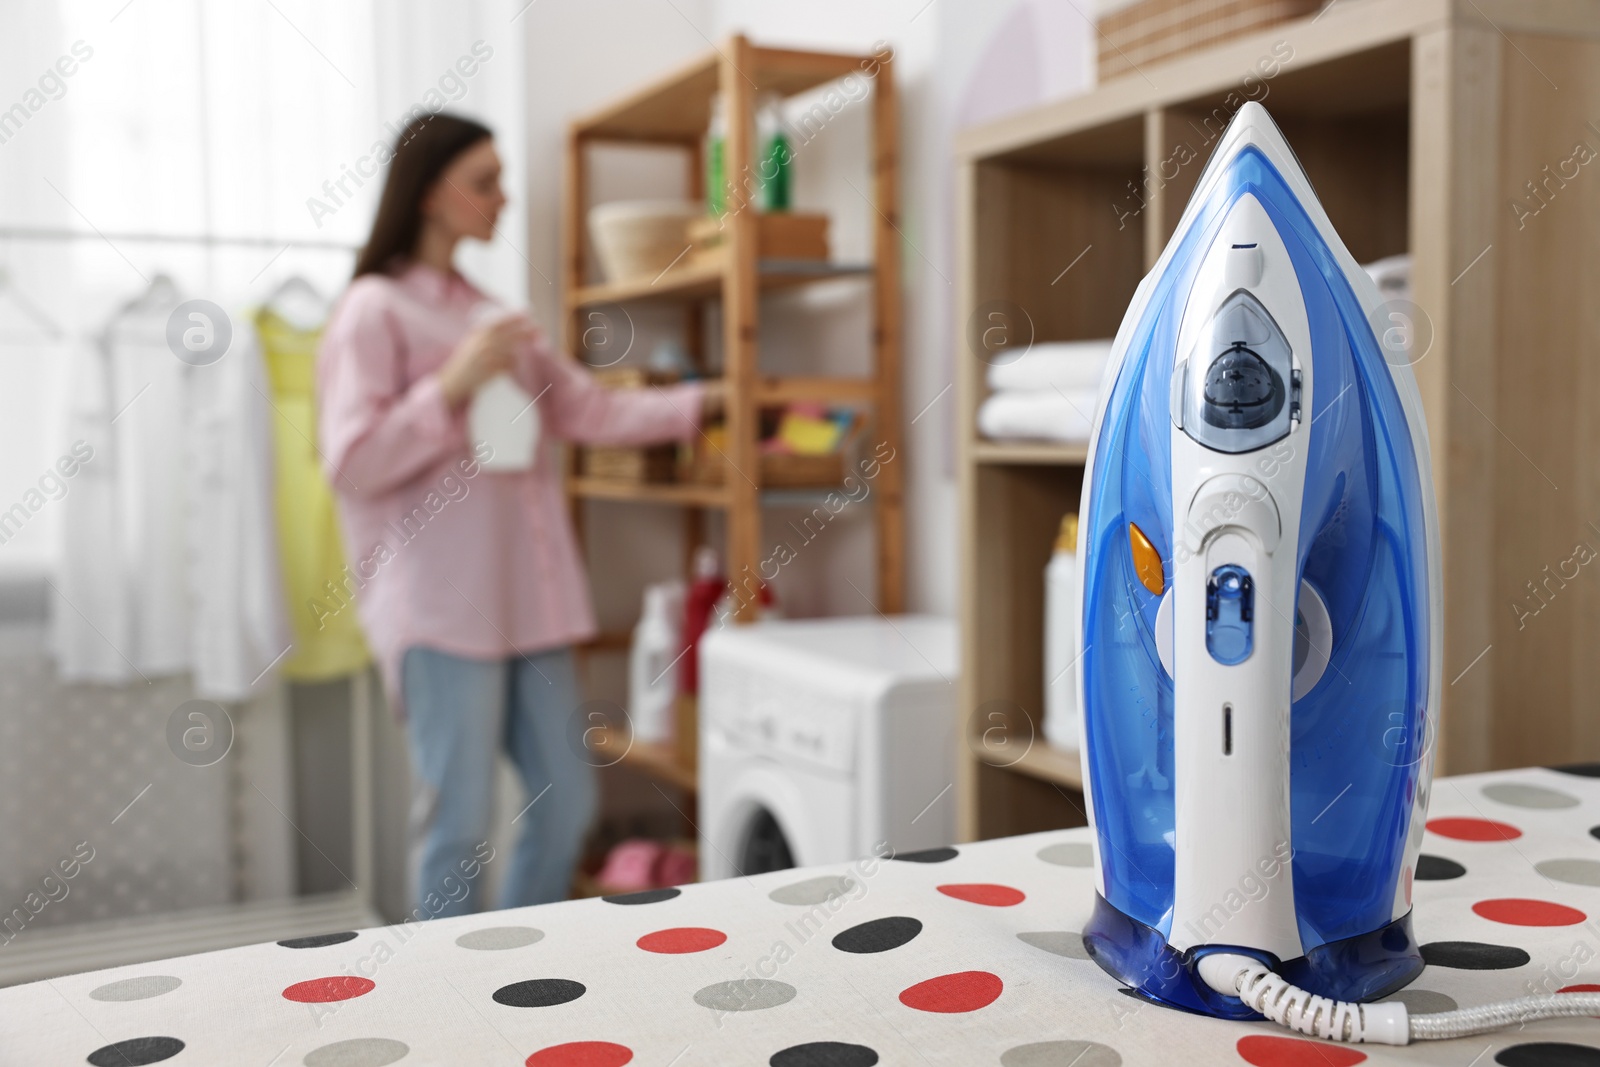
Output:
[
  {"xmin": 1096, "ymin": 0, "xmax": 1321, "ymax": 81},
  {"xmin": 687, "ymin": 212, "xmax": 830, "ymax": 266}
]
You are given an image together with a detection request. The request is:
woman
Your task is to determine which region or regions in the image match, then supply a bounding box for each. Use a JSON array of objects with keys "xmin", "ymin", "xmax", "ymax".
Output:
[{"xmin": 318, "ymin": 113, "xmax": 711, "ymax": 915}]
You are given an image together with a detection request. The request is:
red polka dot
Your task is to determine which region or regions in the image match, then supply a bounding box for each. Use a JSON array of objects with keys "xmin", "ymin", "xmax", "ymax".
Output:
[
  {"xmin": 1426, "ymin": 817, "xmax": 1521, "ymax": 841},
  {"xmin": 1236, "ymin": 1034, "xmax": 1367, "ymax": 1066},
  {"xmin": 898, "ymin": 970, "xmax": 1003, "ymax": 1013},
  {"xmin": 636, "ymin": 927, "xmax": 727, "ymax": 954},
  {"xmin": 936, "ymin": 883, "xmax": 1025, "ymax": 907},
  {"xmin": 1472, "ymin": 898, "xmax": 1587, "ymax": 926},
  {"xmin": 526, "ymin": 1042, "xmax": 633, "ymax": 1067},
  {"xmin": 281, "ymin": 976, "xmax": 375, "ymax": 1003}
]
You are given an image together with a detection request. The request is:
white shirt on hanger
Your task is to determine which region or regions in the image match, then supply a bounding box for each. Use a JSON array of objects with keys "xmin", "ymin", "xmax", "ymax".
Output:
[{"xmin": 52, "ymin": 290, "xmax": 288, "ymax": 700}]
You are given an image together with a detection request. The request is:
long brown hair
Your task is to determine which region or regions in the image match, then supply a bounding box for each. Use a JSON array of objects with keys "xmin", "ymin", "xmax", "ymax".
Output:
[{"xmin": 353, "ymin": 112, "xmax": 493, "ymax": 278}]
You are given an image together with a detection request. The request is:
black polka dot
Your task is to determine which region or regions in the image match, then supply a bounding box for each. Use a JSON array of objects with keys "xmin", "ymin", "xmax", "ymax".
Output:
[
  {"xmin": 1415, "ymin": 854, "xmax": 1466, "ymax": 880},
  {"xmin": 831, "ymin": 916, "xmax": 923, "ymax": 954},
  {"xmin": 1495, "ymin": 1043, "xmax": 1600, "ymax": 1066},
  {"xmin": 491, "ymin": 978, "xmax": 586, "ymax": 1007},
  {"xmin": 890, "ymin": 847, "xmax": 958, "ymax": 864},
  {"xmin": 1421, "ymin": 941, "xmax": 1530, "ymax": 970},
  {"xmin": 602, "ymin": 888, "xmax": 680, "ymax": 905},
  {"xmin": 87, "ymin": 1037, "xmax": 184, "ymax": 1066},
  {"xmin": 770, "ymin": 1041, "xmax": 880, "ymax": 1067},
  {"xmin": 277, "ymin": 931, "xmax": 358, "ymax": 949},
  {"xmin": 1547, "ymin": 763, "xmax": 1600, "ymax": 778}
]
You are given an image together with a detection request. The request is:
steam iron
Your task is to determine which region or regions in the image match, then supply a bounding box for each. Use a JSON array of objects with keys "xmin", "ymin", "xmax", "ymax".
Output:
[{"xmin": 1076, "ymin": 102, "xmax": 1443, "ymax": 1038}]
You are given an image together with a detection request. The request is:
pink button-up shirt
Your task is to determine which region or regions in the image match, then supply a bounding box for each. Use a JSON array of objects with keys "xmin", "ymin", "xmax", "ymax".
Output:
[{"xmin": 317, "ymin": 262, "xmax": 703, "ymax": 705}]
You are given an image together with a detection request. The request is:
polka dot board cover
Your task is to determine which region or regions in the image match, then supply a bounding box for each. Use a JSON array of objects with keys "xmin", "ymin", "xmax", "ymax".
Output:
[{"xmin": 4, "ymin": 767, "xmax": 1600, "ymax": 1065}]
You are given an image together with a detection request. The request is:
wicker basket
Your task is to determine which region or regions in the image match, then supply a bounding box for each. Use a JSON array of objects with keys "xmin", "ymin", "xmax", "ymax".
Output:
[
  {"xmin": 587, "ymin": 200, "xmax": 701, "ymax": 283},
  {"xmin": 680, "ymin": 410, "xmax": 860, "ymax": 489},
  {"xmin": 582, "ymin": 446, "xmax": 679, "ymax": 483},
  {"xmin": 1097, "ymin": 0, "xmax": 1321, "ymax": 81}
]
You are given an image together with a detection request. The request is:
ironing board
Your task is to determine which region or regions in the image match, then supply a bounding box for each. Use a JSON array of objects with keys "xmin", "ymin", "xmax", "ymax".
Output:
[{"xmin": 5, "ymin": 766, "xmax": 1600, "ymax": 1066}]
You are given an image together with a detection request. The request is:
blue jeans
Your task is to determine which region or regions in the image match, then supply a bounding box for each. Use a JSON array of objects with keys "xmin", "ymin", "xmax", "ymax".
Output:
[{"xmin": 401, "ymin": 646, "xmax": 596, "ymax": 917}]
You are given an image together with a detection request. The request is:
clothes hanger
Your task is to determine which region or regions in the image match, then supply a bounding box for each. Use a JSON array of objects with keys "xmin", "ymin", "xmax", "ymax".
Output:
[
  {"xmin": 120, "ymin": 272, "xmax": 182, "ymax": 316},
  {"xmin": 262, "ymin": 274, "xmax": 330, "ymax": 332}
]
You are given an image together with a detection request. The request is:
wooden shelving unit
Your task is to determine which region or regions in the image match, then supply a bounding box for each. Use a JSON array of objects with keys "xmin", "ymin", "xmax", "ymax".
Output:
[
  {"xmin": 562, "ymin": 36, "xmax": 903, "ymax": 795},
  {"xmin": 955, "ymin": 0, "xmax": 1600, "ymax": 841}
]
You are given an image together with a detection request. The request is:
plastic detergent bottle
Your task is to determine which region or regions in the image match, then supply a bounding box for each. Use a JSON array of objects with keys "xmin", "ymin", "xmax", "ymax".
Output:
[
  {"xmin": 629, "ymin": 581, "xmax": 684, "ymax": 743},
  {"xmin": 679, "ymin": 546, "xmax": 725, "ymax": 696},
  {"xmin": 1043, "ymin": 513, "xmax": 1080, "ymax": 751},
  {"xmin": 756, "ymin": 91, "xmax": 791, "ymax": 212},
  {"xmin": 706, "ymin": 94, "xmax": 727, "ymax": 216}
]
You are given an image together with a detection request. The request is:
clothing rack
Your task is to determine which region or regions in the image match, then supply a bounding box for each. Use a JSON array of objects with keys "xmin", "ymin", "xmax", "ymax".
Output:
[
  {"xmin": 0, "ymin": 226, "xmax": 359, "ymax": 251},
  {"xmin": 11, "ymin": 219, "xmax": 381, "ymax": 925}
]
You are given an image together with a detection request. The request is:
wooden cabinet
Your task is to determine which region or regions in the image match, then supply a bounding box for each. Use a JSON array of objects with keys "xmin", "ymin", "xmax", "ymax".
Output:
[{"xmin": 955, "ymin": 0, "xmax": 1600, "ymax": 840}]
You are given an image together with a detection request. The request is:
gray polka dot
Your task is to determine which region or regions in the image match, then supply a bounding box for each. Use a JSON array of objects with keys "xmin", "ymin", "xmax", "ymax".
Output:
[
  {"xmin": 455, "ymin": 926, "xmax": 544, "ymax": 950},
  {"xmin": 1536, "ymin": 858, "xmax": 1600, "ymax": 887},
  {"xmin": 303, "ymin": 1038, "xmax": 410, "ymax": 1067},
  {"xmin": 1037, "ymin": 842, "xmax": 1093, "ymax": 868},
  {"xmin": 1482, "ymin": 782, "xmax": 1579, "ymax": 809},
  {"xmin": 693, "ymin": 978, "xmax": 797, "ymax": 1012},
  {"xmin": 1380, "ymin": 988, "xmax": 1458, "ymax": 1014},
  {"xmin": 88, "ymin": 975, "xmax": 182, "ymax": 1001},
  {"xmin": 768, "ymin": 875, "xmax": 855, "ymax": 906},
  {"xmin": 1002, "ymin": 1040, "xmax": 1121, "ymax": 1067},
  {"xmin": 1017, "ymin": 931, "xmax": 1091, "ymax": 960}
]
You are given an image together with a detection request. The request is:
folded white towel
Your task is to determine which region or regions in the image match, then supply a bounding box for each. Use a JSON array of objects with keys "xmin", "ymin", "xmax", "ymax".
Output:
[
  {"xmin": 1363, "ymin": 254, "xmax": 1412, "ymax": 302},
  {"xmin": 977, "ymin": 387, "xmax": 1100, "ymax": 444},
  {"xmin": 985, "ymin": 339, "xmax": 1113, "ymax": 393}
]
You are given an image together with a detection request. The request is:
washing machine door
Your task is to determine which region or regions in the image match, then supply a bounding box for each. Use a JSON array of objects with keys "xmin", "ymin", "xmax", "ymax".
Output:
[{"xmin": 701, "ymin": 762, "xmax": 854, "ymax": 882}]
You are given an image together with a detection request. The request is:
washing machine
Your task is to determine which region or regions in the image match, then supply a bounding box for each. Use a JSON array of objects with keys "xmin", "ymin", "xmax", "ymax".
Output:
[{"xmin": 698, "ymin": 615, "xmax": 957, "ymax": 880}]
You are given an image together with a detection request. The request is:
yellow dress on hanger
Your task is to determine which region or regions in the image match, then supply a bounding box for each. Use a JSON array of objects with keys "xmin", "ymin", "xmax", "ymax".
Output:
[{"xmin": 258, "ymin": 307, "xmax": 370, "ymax": 680}]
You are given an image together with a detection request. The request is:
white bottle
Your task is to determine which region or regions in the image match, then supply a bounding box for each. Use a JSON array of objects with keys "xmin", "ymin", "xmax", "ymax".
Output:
[
  {"xmin": 1043, "ymin": 513, "xmax": 1081, "ymax": 752},
  {"xmin": 467, "ymin": 300, "xmax": 538, "ymax": 471},
  {"xmin": 630, "ymin": 581, "xmax": 685, "ymax": 744}
]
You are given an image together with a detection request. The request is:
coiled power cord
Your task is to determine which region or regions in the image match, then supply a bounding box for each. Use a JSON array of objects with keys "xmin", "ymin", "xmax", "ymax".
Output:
[{"xmin": 1197, "ymin": 953, "xmax": 1600, "ymax": 1045}]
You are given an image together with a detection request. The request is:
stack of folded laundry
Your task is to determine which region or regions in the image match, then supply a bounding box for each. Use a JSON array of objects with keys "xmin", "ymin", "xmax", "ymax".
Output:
[
  {"xmin": 976, "ymin": 338, "xmax": 1114, "ymax": 444},
  {"xmin": 1364, "ymin": 253, "xmax": 1411, "ymax": 301}
]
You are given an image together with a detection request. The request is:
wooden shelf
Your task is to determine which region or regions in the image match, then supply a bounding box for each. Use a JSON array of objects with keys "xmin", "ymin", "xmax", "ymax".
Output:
[
  {"xmin": 579, "ymin": 630, "xmax": 632, "ymax": 653},
  {"xmin": 1006, "ymin": 744, "xmax": 1084, "ymax": 790},
  {"xmin": 569, "ymin": 477, "xmax": 729, "ymax": 507},
  {"xmin": 573, "ymin": 43, "xmax": 881, "ymax": 142},
  {"xmin": 589, "ymin": 733, "xmax": 698, "ymax": 793},
  {"xmin": 570, "ymin": 475, "xmax": 872, "ymax": 509},
  {"xmin": 568, "ymin": 259, "xmax": 871, "ymax": 308},
  {"xmin": 972, "ymin": 441, "xmax": 1089, "ymax": 466}
]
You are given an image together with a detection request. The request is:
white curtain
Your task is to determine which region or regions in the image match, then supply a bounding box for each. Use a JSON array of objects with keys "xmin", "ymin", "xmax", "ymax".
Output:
[
  {"xmin": 0, "ymin": 0, "xmax": 528, "ymax": 577},
  {"xmin": 0, "ymin": 0, "xmax": 526, "ymax": 922}
]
